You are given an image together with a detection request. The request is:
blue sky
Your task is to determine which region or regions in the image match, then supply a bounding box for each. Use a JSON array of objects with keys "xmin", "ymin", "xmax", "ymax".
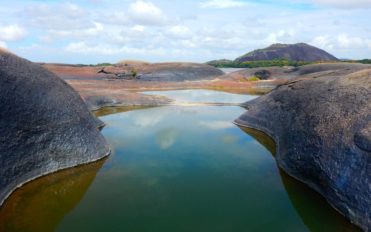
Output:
[{"xmin": 1, "ymin": 0, "xmax": 371, "ymax": 63}]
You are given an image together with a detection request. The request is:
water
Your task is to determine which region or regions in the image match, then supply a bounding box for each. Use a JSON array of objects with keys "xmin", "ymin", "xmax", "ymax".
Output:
[
  {"xmin": 143, "ymin": 89, "xmax": 256, "ymax": 104},
  {"xmin": 219, "ymin": 68, "xmax": 247, "ymax": 74},
  {"xmin": 0, "ymin": 91, "xmax": 358, "ymax": 232}
]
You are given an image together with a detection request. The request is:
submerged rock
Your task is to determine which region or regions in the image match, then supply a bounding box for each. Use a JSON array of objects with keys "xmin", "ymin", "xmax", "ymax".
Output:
[
  {"xmin": 235, "ymin": 73, "xmax": 371, "ymax": 230},
  {"xmin": 0, "ymin": 49, "xmax": 110, "ymax": 206}
]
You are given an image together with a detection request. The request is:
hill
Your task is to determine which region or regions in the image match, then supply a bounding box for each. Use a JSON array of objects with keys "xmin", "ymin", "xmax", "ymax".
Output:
[
  {"xmin": 235, "ymin": 43, "xmax": 338, "ymax": 63},
  {"xmin": 207, "ymin": 43, "xmax": 340, "ymax": 68}
]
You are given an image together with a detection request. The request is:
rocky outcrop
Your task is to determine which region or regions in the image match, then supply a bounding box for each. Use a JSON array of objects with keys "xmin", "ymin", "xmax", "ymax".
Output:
[
  {"xmin": 235, "ymin": 43, "xmax": 338, "ymax": 62},
  {"xmin": 224, "ymin": 63, "xmax": 371, "ymax": 85},
  {"xmin": 235, "ymin": 73, "xmax": 371, "ymax": 230},
  {"xmin": 101, "ymin": 62, "xmax": 225, "ymax": 81},
  {"xmin": 43, "ymin": 62, "xmax": 224, "ymax": 82},
  {"xmin": 84, "ymin": 93, "xmax": 172, "ymax": 111},
  {"xmin": 0, "ymin": 49, "xmax": 110, "ymax": 206}
]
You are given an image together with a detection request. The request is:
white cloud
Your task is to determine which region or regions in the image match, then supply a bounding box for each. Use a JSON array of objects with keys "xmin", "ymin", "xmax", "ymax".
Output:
[
  {"xmin": 4, "ymin": 0, "xmax": 371, "ymax": 62},
  {"xmin": 166, "ymin": 25, "xmax": 192, "ymax": 39},
  {"xmin": 24, "ymin": 3, "xmax": 93, "ymax": 30},
  {"xmin": 100, "ymin": 11, "xmax": 129, "ymax": 25},
  {"xmin": 337, "ymin": 34, "xmax": 366, "ymax": 48},
  {"xmin": 200, "ymin": 0, "xmax": 247, "ymax": 8},
  {"xmin": 132, "ymin": 25, "xmax": 145, "ymax": 32},
  {"xmin": 156, "ymin": 128, "xmax": 178, "ymax": 149},
  {"xmin": 128, "ymin": 0, "xmax": 168, "ymax": 25},
  {"xmin": 41, "ymin": 22, "xmax": 104, "ymax": 42},
  {"xmin": 311, "ymin": 35, "xmax": 333, "ymax": 50},
  {"xmin": 199, "ymin": 120, "xmax": 234, "ymax": 130},
  {"xmin": 265, "ymin": 30, "xmax": 296, "ymax": 45},
  {"xmin": 311, "ymin": 34, "xmax": 371, "ymax": 52},
  {"xmin": 0, "ymin": 25, "xmax": 26, "ymax": 41},
  {"xmin": 64, "ymin": 42, "xmax": 168, "ymax": 56},
  {"xmin": 309, "ymin": 0, "xmax": 371, "ymax": 8},
  {"xmin": 0, "ymin": 41, "xmax": 7, "ymax": 48}
]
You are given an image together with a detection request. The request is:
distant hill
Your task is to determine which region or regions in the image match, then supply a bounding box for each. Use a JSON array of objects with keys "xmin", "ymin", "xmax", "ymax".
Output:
[
  {"xmin": 235, "ymin": 43, "xmax": 338, "ymax": 63},
  {"xmin": 206, "ymin": 59, "xmax": 233, "ymax": 66}
]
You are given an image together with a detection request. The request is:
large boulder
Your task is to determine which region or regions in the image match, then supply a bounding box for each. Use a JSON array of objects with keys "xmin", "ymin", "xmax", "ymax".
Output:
[
  {"xmin": 235, "ymin": 72, "xmax": 371, "ymax": 230},
  {"xmin": 0, "ymin": 49, "xmax": 110, "ymax": 206}
]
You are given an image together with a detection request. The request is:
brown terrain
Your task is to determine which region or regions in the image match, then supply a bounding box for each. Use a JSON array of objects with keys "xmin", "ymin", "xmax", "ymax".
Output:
[
  {"xmin": 42, "ymin": 62, "xmax": 268, "ymax": 110},
  {"xmin": 42, "ymin": 62, "xmax": 371, "ymax": 111}
]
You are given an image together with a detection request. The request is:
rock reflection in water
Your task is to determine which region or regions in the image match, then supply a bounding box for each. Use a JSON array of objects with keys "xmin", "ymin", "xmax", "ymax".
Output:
[
  {"xmin": 94, "ymin": 105, "xmax": 155, "ymax": 117},
  {"xmin": 238, "ymin": 126, "xmax": 359, "ymax": 232},
  {"xmin": 0, "ymin": 159, "xmax": 106, "ymax": 232}
]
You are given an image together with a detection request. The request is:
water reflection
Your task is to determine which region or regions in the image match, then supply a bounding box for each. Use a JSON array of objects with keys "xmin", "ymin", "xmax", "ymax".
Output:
[
  {"xmin": 238, "ymin": 126, "xmax": 359, "ymax": 232},
  {"xmin": 0, "ymin": 91, "xmax": 360, "ymax": 232},
  {"xmin": 238, "ymin": 126, "xmax": 276, "ymax": 155},
  {"xmin": 0, "ymin": 159, "xmax": 106, "ymax": 232},
  {"xmin": 94, "ymin": 105, "xmax": 154, "ymax": 117},
  {"xmin": 156, "ymin": 128, "xmax": 179, "ymax": 149},
  {"xmin": 143, "ymin": 89, "xmax": 257, "ymax": 104}
]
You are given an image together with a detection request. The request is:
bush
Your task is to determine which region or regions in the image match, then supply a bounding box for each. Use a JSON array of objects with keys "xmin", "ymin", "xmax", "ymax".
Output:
[
  {"xmin": 207, "ymin": 59, "xmax": 312, "ymax": 68},
  {"xmin": 131, "ymin": 69, "xmax": 137, "ymax": 78},
  {"xmin": 96, "ymin": 63, "xmax": 112, "ymax": 66},
  {"xmin": 247, "ymin": 76, "xmax": 260, "ymax": 81}
]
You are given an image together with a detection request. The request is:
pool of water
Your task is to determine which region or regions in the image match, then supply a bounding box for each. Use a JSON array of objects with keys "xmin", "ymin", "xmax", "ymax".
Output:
[
  {"xmin": 0, "ymin": 91, "xmax": 358, "ymax": 232},
  {"xmin": 143, "ymin": 89, "xmax": 256, "ymax": 104}
]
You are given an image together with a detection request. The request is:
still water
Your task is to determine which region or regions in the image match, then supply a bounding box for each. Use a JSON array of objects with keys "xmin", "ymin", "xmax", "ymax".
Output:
[
  {"xmin": 0, "ymin": 91, "xmax": 357, "ymax": 232},
  {"xmin": 143, "ymin": 89, "xmax": 256, "ymax": 104}
]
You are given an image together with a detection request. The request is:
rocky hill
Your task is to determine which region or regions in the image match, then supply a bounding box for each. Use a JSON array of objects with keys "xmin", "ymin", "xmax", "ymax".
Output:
[{"xmin": 235, "ymin": 43, "xmax": 338, "ymax": 63}]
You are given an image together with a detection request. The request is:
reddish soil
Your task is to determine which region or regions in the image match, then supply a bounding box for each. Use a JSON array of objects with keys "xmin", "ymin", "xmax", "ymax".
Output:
[{"xmin": 43, "ymin": 63, "xmax": 277, "ymax": 110}]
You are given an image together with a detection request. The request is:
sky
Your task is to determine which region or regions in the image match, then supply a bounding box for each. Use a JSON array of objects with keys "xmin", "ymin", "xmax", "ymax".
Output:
[{"xmin": 1, "ymin": 0, "xmax": 371, "ymax": 64}]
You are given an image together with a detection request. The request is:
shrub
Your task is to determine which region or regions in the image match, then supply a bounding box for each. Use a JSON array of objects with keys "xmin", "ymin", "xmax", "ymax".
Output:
[
  {"xmin": 131, "ymin": 69, "xmax": 137, "ymax": 78},
  {"xmin": 96, "ymin": 63, "xmax": 112, "ymax": 66},
  {"xmin": 247, "ymin": 76, "xmax": 260, "ymax": 81}
]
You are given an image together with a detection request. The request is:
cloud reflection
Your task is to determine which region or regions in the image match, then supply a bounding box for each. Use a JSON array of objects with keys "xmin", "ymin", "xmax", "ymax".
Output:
[{"xmin": 156, "ymin": 128, "xmax": 179, "ymax": 149}]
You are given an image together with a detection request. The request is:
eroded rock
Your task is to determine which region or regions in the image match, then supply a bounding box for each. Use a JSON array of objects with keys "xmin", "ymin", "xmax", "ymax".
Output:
[
  {"xmin": 235, "ymin": 74, "xmax": 371, "ymax": 230},
  {"xmin": 0, "ymin": 49, "xmax": 110, "ymax": 206}
]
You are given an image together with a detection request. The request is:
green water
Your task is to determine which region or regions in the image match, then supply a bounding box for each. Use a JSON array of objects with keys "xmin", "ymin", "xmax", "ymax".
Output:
[{"xmin": 0, "ymin": 91, "xmax": 358, "ymax": 232}]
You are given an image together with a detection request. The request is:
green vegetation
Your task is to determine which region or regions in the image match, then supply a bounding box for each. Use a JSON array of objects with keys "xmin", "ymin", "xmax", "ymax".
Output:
[
  {"xmin": 208, "ymin": 58, "xmax": 371, "ymax": 68},
  {"xmin": 96, "ymin": 63, "xmax": 113, "ymax": 66},
  {"xmin": 247, "ymin": 76, "xmax": 260, "ymax": 81},
  {"xmin": 355, "ymin": 59, "xmax": 371, "ymax": 64},
  {"xmin": 131, "ymin": 69, "xmax": 137, "ymax": 78},
  {"xmin": 207, "ymin": 59, "xmax": 311, "ymax": 68}
]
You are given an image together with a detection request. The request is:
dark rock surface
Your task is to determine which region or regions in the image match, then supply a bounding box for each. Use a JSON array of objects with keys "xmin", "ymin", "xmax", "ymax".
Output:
[
  {"xmin": 101, "ymin": 62, "xmax": 224, "ymax": 81},
  {"xmin": 235, "ymin": 43, "xmax": 338, "ymax": 62},
  {"xmin": 0, "ymin": 49, "xmax": 110, "ymax": 206},
  {"xmin": 235, "ymin": 73, "xmax": 371, "ymax": 230},
  {"xmin": 84, "ymin": 93, "xmax": 172, "ymax": 111},
  {"xmin": 224, "ymin": 63, "xmax": 371, "ymax": 82}
]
